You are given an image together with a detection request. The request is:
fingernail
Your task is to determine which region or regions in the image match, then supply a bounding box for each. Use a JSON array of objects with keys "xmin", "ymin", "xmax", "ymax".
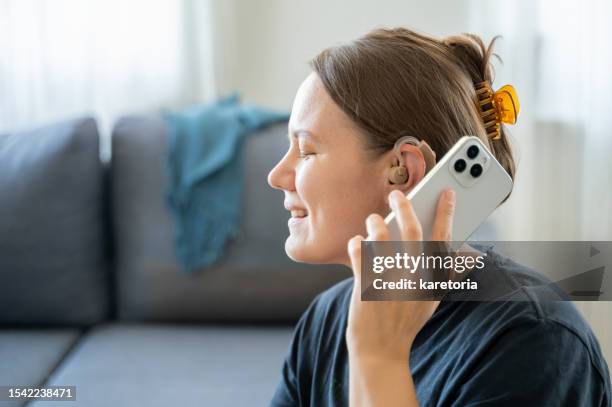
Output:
[{"xmin": 446, "ymin": 189, "xmax": 456, "ymax": 201}]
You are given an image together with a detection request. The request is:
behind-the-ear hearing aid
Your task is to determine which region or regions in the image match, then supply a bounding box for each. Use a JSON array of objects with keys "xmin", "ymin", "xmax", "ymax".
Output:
[{"xmin": 389, "ymin": 135, "xmax": 437, "ymax": 185}]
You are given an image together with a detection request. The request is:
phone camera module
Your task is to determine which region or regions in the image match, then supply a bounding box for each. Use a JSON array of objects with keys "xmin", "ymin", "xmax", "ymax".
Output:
[
  {"xmin": 467, "ymin": 145, "xmax": 479, "ymax": 159},
  {"xmin": 454, "ymin": 159, "xmax": 467, "ymax": 173},
  {"xmin": 470, "ymin": 163, "xmax": 483, "ymax": 178}
]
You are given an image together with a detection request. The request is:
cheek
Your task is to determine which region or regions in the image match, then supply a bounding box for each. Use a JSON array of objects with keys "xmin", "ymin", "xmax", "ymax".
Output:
[{"xmin": 297, "ymin": 160, "xmax": 384, "ymax": 238}]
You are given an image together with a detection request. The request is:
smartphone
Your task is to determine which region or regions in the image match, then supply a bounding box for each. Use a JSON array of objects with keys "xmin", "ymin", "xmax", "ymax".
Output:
[{"xmin": 385, "ymin": 135, "xmax": 513, "ymax": 249}]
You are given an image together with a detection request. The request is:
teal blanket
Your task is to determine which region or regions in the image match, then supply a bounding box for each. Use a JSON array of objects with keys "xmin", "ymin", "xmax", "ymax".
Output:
[{"xmin": 164, "ymin": 94, "xmax": 289, "ymax": 273}]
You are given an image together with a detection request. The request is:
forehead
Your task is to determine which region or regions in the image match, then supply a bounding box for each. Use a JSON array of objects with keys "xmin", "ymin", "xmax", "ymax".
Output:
[{"xmin": 288, "ymin": 73, "xmax": 360, "ymax": 143}]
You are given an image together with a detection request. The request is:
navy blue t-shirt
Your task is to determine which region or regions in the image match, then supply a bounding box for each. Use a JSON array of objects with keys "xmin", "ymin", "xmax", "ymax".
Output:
[{"xmin": 270, "ymin": 244, "xmax": 611, "ymax": 406}]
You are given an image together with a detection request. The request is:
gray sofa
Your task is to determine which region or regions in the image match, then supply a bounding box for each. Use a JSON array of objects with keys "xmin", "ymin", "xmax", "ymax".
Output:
[{"xmin": 0, "ymin": 116, "xmax": 350, "ymax": 407}]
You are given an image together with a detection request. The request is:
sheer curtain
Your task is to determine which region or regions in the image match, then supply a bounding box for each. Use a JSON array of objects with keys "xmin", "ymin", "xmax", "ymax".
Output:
[
  {"xmin": 0, "ymin": 0, "xmax": 219, "ymax": 158},
  {"xmin": 469, "ymin": 0, "xmax": 612, "ymax": 362}
]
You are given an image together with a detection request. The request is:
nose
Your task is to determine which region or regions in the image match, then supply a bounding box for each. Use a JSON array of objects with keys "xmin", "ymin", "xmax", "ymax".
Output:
[{"xmin": 267, "ymin": 149, "xmax": 295, "ymax": 192}]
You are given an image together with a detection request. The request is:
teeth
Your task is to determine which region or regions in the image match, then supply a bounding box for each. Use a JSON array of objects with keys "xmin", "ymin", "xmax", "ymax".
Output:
[{"xmin": 291, "ymin": 210, "xmax": 307, "ymax": 218}]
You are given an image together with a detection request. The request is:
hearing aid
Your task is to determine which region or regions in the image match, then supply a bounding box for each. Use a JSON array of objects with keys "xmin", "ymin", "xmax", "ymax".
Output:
[{"xmin": 389, "ymin": 135, "xmax": 437, "ymax": 185}]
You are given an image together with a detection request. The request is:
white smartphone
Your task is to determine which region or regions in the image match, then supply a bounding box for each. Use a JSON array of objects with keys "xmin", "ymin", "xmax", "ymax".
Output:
[{"xmin": 385, "ymin": 135, "xmax": 513, "ymax": 249}]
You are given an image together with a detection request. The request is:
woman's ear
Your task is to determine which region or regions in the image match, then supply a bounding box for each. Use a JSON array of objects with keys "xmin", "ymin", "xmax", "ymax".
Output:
[{"xmin": 385, "ymin": 143, "xmax": 426, "ymax": 203}]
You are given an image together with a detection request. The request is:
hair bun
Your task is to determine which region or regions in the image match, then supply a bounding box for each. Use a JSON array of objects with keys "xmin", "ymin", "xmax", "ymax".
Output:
[{"xmin": 443, "ymin": 34, "xmax": 500, "ymax": 86}]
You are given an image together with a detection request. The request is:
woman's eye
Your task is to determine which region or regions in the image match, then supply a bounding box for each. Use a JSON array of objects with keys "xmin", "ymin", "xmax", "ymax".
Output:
[
  {"xmin": 294, "ymin": 140, "xmax": 315, "ymax": 159},
  {"xmin": 298, "ymin": 150, "xmax": 314, "ymax": 159}
]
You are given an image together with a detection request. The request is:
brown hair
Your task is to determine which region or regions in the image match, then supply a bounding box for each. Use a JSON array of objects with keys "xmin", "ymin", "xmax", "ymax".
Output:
[{"xmin": 310, "ymin": 27, "xmax": 516, "ymax": 200}]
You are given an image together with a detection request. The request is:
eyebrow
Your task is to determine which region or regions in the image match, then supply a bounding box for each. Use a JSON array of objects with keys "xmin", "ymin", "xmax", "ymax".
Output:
[{"xmin": 287, "ymin": 129, "xmax": 318, "ymax": 142}]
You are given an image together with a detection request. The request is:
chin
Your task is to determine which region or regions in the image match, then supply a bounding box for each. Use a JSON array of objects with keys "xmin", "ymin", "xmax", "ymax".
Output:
[{"xmin": 284, "ymin": 235, "xmax": 331, "ymax": 264}]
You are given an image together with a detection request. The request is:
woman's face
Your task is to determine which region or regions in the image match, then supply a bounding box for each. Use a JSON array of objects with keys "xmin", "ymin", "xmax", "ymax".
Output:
[{"xmin": 267, "ymin": 73, "xmax": 393, "ymax": 266}]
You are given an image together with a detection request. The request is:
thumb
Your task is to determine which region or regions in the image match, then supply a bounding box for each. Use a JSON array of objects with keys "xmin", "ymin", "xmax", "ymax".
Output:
[{"xmin": 348, "ymin": 234, "xmax": 365, "ymax": 292}]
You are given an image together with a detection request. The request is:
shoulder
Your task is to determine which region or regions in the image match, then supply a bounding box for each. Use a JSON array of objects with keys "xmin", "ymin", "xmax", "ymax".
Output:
[
  {"xmin": 446, "ymin": 306, "xmax": 611, "ymax": 406},
  {"xmin": 448, "ymin": 246, "xmax": 611, "ymax": 395}
]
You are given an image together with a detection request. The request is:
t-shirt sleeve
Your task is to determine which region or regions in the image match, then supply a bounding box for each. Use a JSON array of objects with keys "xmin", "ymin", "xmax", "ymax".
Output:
[
  {"xmin": 269, "ymin": 294, "xmax": 321, "ymax": 407},
  {"xmin": 453, "ymin": 319, "xmax": 610, "ymax": 407}
]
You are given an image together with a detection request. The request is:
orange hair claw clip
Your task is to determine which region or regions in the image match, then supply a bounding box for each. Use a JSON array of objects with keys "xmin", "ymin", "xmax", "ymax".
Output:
[{"xmin": 475, "ymin": 82, "xmax": 520, "ymax": 140}]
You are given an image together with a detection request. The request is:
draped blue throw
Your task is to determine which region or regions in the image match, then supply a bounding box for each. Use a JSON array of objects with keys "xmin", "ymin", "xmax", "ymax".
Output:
[{"xmin": 164, "ymin": 93, "xmax": 289, "ymax": 273}]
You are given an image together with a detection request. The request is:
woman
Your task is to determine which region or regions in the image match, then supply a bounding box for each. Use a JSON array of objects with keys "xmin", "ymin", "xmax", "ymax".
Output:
[{"xmin": 267, "ymin": 27, "xmax": 610, "ymax": 406}]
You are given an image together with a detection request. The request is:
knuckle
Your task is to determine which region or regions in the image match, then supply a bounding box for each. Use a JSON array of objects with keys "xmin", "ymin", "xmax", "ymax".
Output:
[
  {"xmin": 366, "ymin": 214, "xmax": 389, "ymax": 240},
  {"xmin": 440, "ymin": 208, "xmax": 453, "ymax": 220},
  {"xmin": 348, "ymin": 237, "xmax": 362, "ymax": 254},
  {"xmin": 367, "ymin": 213, "xmax": 380, "ymax": 222},
  {"xmin": 395, "ymin": 198, "xmax": 411, "ymax": 212},
  {"xmin": 445, "ymin": 201, "xmax": 456, "ymax": 217},
  {"xmin": 375, "ymin": 229, "xmax": 390, "ymax": 240},
  {"xmin": 438, "ymin": 199, "xmax": 454, "ymax": 217},
  {"xmin": 371, "ymin": 227, "xmax": 389, "ymax": 240}
]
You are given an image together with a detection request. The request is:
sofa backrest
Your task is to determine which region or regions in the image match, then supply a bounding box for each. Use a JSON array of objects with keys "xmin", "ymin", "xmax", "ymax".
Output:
[
  {"xmin": 111, "ymin": 116, "xmax": 350, "ymax": 322},
  {"xmin": 0, "ymin": 118, "xmax": 110, "ymax": 326}
]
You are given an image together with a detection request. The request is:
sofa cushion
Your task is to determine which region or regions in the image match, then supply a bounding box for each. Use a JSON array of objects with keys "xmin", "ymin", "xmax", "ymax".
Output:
[
  {"xmin": 29, "ymin": 323, "xmax": 292, "ymax": 407},
  {"xmin": 0, "ymin": 329, "xmax": 81, "ymax": 407},
  {"xmin": 111, "ymin": 117, "xmax": 349, "ymax": 322},
  {"xmin": 0, "ymin": 118, "xmax": 109, "ymax": 326}
]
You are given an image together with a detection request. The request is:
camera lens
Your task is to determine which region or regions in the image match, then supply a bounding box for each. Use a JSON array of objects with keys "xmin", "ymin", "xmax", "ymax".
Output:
[
  {"xmin": 467, "ymin": 145, "xmax": 479, "ymax": 159},
  {"xmin": 454, "ymin": 159, "xmax": 467, "ymax": 173},
  {"xmin": 470, "ymin": 163, "xmax": 483, "ymax": 178}
]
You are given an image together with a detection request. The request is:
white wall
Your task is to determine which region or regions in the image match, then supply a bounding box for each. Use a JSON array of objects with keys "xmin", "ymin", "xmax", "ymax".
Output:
[{"xmin": 216, "ymin": 0, "xmax": 472, "ymax": 110}]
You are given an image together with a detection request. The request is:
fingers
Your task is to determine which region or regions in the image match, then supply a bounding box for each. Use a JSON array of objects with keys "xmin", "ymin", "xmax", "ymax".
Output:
[
  {"xmin": 365, "ymin": 213, "xmax": 390, "ymax": 241},
  {"xmin": 389, "ymin": 190, "xmax": 422, "ymax": 241},
  {"xmin": 350, "ymin": 213, "xmax": 390, "ymax": 293},
  {"xmin": 348, "ymin": 234, "xmax": 364, "ymax": 287},
  {"xmin": 431, "ymin": 189, "xmax": 456, "ymax": 241}
]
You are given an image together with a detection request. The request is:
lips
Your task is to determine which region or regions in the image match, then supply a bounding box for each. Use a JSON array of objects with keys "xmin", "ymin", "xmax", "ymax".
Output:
[
  {"xmin": 285, "ymin": 202, "xmax": 308, "ymax": 218},
  {"xmin": 288, "ymin": 215, "xmax": 307, "ymax": 227},
  {"xmin": 285, "ymin": 202, "xmax": 308, "ymax": 227}
]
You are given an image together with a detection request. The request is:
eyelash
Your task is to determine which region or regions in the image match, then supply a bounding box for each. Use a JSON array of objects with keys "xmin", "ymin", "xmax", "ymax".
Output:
[
  {"xmin": 297, "ymin": 145, "xmax": 314, "ymax": 159},
  {"xmin": 298, "ymin": 151, "xmax": 313, "ymax": 160}
]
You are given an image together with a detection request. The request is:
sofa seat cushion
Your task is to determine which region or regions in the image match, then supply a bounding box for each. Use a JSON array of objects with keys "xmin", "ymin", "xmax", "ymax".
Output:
[
  {"xmin": 29, "ymin": 323, "xmax": 293, "ymax": 407},
  {"xmin": 0, "ymin": 329, "xmax": 81, "ymax": 407}
]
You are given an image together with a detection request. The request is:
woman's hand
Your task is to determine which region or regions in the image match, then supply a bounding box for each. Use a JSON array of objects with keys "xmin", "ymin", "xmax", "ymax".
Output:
[{"xmin": 346, "ymin": 188, "xmax": 456, "ymax": 406}]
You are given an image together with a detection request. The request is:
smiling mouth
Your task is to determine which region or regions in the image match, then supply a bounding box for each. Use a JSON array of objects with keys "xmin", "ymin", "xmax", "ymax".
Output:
[
  {"xmin": 290, "ymin": 209, "xmax": 308, "ymax": 218},
  {"xmin": 288, "ymin": 210, "xmax": 308, "ymax": 227}
]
